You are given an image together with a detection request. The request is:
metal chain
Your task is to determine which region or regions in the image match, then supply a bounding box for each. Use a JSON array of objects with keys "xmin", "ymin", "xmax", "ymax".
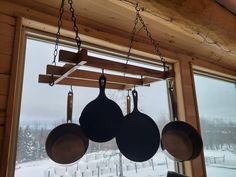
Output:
[
  {"xmin": 68, "ymin": 0, "xmax": 81, "ymax": 51},
  {"xmin": 126, "ymin": 12, "xmax": 139, "ymax": 65},
  {"xmin": 135, "ymin": 4, "xmax": 166, "ymax": 69},
  {"xmin": 52, "ymin": 0, "xmax": 65, "ymax": 65}
]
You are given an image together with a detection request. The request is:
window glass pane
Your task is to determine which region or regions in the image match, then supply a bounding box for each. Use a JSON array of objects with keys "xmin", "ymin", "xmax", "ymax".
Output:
[
  {"xmin": 15, "ymin": 38, "xmax": 175, "ymax": 177},
  {"xmin": 194, "ymin": 74, "xmax": 236, "ymax": 177}
]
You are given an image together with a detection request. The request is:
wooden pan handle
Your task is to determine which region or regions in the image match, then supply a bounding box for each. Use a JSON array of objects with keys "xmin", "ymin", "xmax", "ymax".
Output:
[
  {"xmin": 127, "ymin": 94, "xmax": 131, "ymax": 114},
  {"xmin": 67, "ymin": 91, "xmax": 73, "ymax": 123},
  {"xmin": 168, "ymin": 80, "xmax": 178, "ymax": 121},
  {"xmin": 132, "ymin": 90, "xmax": 138, "ymax": 111}
]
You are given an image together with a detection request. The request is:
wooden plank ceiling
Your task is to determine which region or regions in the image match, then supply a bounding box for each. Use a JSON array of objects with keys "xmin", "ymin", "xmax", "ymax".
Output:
[
  {"xmin": 5, "ymin": 0, "xmax": 236, "ymax": 71},
  {"xmin": 216, "ymin": 0, "xmax": 236, "ymax": 15}
]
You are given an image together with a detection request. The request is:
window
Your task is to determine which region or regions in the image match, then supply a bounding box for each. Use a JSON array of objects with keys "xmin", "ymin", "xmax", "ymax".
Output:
[
  {"xmin": 14, "ymin": 37, "xmax": 175, "ymax": 177},
  {"xmin": 194, "ymin": 74, "xmax": 236, "ymax": 177}
]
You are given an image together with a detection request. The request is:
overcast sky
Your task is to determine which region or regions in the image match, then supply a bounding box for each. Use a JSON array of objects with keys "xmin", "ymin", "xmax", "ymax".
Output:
[
  {"xmin": 195, "ymin": 75, "xmax": 236, "ymax": 121},
  {"xmin": 19, "ymin": 39, "xmax": 236, "ymax": 126}
]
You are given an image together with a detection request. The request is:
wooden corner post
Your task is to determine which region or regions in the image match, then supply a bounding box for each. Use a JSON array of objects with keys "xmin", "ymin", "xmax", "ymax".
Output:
[{"xmin": 174, "ymin": 60, "xmax": 207, "ymax": 177}]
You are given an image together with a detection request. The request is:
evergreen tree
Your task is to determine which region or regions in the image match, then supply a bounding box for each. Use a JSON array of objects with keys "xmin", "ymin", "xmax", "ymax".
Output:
[
  {"xmin": 23, "ymin": 125, "xmax": 36, "ymax": 161},
  {"xmin": 16, "ymin": 126, "xmax": 24, "ymax": 163}
]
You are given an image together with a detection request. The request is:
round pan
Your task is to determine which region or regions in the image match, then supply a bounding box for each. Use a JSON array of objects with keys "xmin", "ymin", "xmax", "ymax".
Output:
[
  {"xmin": 167, "ymin": 171, "xmax": 188, "ymax": 177},
  {"xmin": 161, "ymin": 80, "xmax": 203, "ymax": 161},
  {"xmin": 161, "ymin": 121, "xmax": 203, "ymax": 161},
  {"xmin": 46, "ymin": 91, "xmax": 88, "ymax": 164},
  {"xmin": 116, "ymin": 90, "xmax": 160, "ymax": 162},
  {"xmin": 79, "ymin": 75, "xmax": 123, "ymax": 142}
]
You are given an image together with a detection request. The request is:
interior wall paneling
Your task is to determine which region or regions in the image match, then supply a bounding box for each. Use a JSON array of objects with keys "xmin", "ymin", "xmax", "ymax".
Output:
[{"xmin": 0, "ymin": 13, "xmax": 18, "ymax": 177}]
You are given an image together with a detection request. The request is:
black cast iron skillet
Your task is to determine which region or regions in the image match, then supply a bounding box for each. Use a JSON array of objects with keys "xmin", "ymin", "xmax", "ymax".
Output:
[
  {"xmin": 167, "ymin": 171, "xmax": 188, "ymax": 177},
  {"xmin": 116, "ymin": 89, "xmax": 160, "ymax": 162},
  {"xmin": 46, "ymin": 91, "xmax": 89, "ymax": 164},
  {"xmin": 161, "ymin": 80, "xmax": 203, "ymax": 162},
  {"xmin": 79, "ymin": 74, "xmax": 123, "ymax": 142}
]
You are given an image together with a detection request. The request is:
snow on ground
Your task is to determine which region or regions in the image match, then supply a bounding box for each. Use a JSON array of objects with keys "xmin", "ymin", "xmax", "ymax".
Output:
[
  {"xmin": 204, "ymin": 149, "xmax": 236, "ymax": 166},
  {"xmin": 15, "ymin": 150, "xmax": 236, "ymax": 177},
  {"xmin": 207, "ymin": 166, "xmax": 236, "ymax": 177},
  {"xmin": 15, "ymin": 150, "xmax": 174, "ymax": 177},
  {"xmin": 204, "ymin": 149, "xmax": 236, "ymax": 177}
]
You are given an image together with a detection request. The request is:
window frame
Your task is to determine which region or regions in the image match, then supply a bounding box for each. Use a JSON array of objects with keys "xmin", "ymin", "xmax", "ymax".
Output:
[
  {"xmin": 5, "ymin": 20, "xmax": 179, "ymax": 177},
  {"xmin": 4, "ymin": 15, "xmax": 236, "ymax": 177}
]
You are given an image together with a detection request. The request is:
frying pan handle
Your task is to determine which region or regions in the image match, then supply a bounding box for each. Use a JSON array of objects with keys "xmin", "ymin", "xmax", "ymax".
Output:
[
  {"xmin": 127, "ymin": 94, "xmax": 131, "ymax": 114},
  {"xmin": 132, "ymin": 90, "xmax": 138, "ymax": 111},
  {"xmin": 67, "ymin": 91, "xmax": 73, "ymax": 123},
  {"xmin": 99, "ymin": 75, "xmax": 106, "ymax": 95},
  {"xmin": 168, "ymin": 80, "xmax": 178, "ymax": 121}
]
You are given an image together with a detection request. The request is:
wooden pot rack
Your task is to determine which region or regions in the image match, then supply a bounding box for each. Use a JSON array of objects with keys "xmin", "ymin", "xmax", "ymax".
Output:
[{"xmin": 38, "ymin": 49, "xmax": 175, "ymax": 90}]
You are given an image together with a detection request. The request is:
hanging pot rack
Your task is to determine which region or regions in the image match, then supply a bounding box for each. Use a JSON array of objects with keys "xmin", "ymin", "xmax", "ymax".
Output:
[
  {"xmin": 38, "ymin": 49, "xmax": 175, "ymax": 90},
  {"xmin": 38, "ymin": 1, "xmax": 175, "ymax": 90}
]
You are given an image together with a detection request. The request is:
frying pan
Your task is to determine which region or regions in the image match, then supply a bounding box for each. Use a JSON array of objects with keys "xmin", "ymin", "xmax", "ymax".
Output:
[
  {"xmin": 46, "ymin": 91, "xmax": 89, "ymax": 164},
  {"xmin": 116, "ymin": 89, "xmax": 160, "ymax": 162},
  {"xmin": 167, "ymin": 171, "xmax": 188, "ymax": 177},
  {"xmin": 161, "ymin": 80, "xmax": 203, "ymax": 161},
  {"xmin": 79, "ymin": 74, "xmax": 123, "ymax": 142}
]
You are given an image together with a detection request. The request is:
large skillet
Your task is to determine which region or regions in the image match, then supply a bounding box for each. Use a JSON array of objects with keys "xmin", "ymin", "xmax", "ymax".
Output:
[
  {"xmin": 46, "ymin": 91, "xmax": 89, "ymax": 164},
  {"xmin": 79, "ymin": 74, "xmax": 123, "ymax": 142},
  {"xmin": 116, "ymin": 89, "xmax": 160, "ymax": 162},
  {"xmin": 161, "ymin": 80, "xmax": 203, "ymax": 161}
]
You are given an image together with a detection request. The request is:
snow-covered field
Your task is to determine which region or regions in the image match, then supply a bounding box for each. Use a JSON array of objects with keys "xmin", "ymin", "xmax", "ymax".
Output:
[
  {"xmin": 15, "ymin": 150, "xmax": 174, "ymax": 177},
  {"xmin": 204, "ymin": 150, "xmax": 236, "ymax": 177},
  {"xmin": 15, "ymin": 150, "xmax": 236, "ymax": 177}
]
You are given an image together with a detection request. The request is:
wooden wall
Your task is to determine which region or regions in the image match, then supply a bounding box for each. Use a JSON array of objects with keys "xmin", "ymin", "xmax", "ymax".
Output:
[
  {"xmin": 0, "ymin": 12, "xmax": 16, "ymax": 172},
  {"xmin": 0, "ymin": 1, "xmax": 235, "ymax": 177}
]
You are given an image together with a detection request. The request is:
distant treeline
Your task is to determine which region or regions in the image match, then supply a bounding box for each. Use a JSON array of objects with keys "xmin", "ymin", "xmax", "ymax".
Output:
[{"xmin": 200, "ymin": 118, "xmax": 236, "ymax": 151}]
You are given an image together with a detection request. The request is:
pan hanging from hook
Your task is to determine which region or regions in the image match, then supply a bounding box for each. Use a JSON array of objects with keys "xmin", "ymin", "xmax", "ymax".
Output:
[
  {"xmin": 46, "ymin": 87, "xmax": 89, "ymax": 164},
  {"xmin": 79, "ymin": 69, "xmax": 124, "ymax": 142},
  {"xmin": 161, "ymin": 79, "xmax": 203, "ymax": 161}
]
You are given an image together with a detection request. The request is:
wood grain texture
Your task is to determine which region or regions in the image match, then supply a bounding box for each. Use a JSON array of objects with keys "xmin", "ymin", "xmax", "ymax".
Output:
[
  {"xmin": 59, "ymin": 50, "xmax": 175, "ymax": 79},
  {"xmin": 0, "ymin": 74, "xmax": 10, "ymax": 96},
  {"xmin": 0, "ymin": 13, "xmax": 15, "ymax": 26},
  {"xmin": 0, "ymin": 95, "xmax": 8, "ymax": 111},
  {"xmin": 0, "ymin": 54, "xmax": 12, "ymax": 74},
  {"xmin": 46, "ymin": 64, "xmax": 158, "ymax": 85},
  {"xmin": 0, "ymin": 17, "xmax": 24, "ymax": 177},
  {"xmin": 0, "ymin": 139, "xmax": 3, "ymax": 165},
  {"xmin": 1, "ymin": 0, "xmax": 236, "ymax": 71},
  {"xmin": 39, "ymin": 74, "xmax": 128, "ymax": 90},
  {"xmin": 176, "ymin": 60, "xmax": 206, "ymax": 177},
  {"xmin": 0, "ymin": 111, "xmax": 5, "ymax": 125},
  {"xmin": 0, "ymin": 126, "xmax": 4, "ymax": 140},
  {"xmin": 0, "ymin": 35, "xmax": 14, "ymax": 55},
  {"xmin": 0, "ymin": 23, "xmax": 15, "ymax": 37}
]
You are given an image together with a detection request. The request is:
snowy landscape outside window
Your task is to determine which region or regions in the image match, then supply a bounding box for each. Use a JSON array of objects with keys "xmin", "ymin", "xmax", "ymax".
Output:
[
  {"xmin": 194, "ymin": 74, "xmax": 236, "ymax": 177},
  {"xmin": 14, "ymin": 38, "xmax": 175, "ymax": 177}
]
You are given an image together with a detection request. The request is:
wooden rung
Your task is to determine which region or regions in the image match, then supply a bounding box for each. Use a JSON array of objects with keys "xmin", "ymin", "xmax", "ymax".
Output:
[
  {"xmin": 59, "ymin": 49, "xmax": 175, "ymax": 79},
  {"xmin": 46, "ymin": 64, "xmax": 157, "ymax": 86},
  {"xmin": 39, "ymin": 74, "xmax": 131, "ymax": 90}
]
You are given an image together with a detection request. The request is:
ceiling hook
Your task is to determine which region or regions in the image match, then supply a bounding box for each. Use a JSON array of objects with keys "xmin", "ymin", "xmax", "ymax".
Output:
[{"xmin": 70, "ymin": 85, "xmax": 73, "ymax": 93}]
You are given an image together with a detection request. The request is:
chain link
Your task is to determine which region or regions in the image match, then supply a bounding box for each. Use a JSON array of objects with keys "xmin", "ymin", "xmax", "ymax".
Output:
[
  {"xmin": 68, "ymin": 0, "xmax": 81, "ymax": 51},
  {"xmin": 126, "ymin": 12, "xmax": 139, "ymax": 65},
  {"xmin": 135, "ymin": 4, "xmax": 166, "ymax": 69},
  {"xmin": 52, "ymin": 0, "xmax": 65, "ymax": 65}
]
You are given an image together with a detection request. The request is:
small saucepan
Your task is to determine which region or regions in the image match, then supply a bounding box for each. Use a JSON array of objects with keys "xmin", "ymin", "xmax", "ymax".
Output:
[
  {"xmin": 116, "ymin": 89, "xmax": 160, "ymax": 162},
  {"xmin": 161, "ymin": 80, "xmax": 203, "ymax": 162},
  {"xmin": 46, "ymin": 91, "xmax": 89, "ymax": 164},
  {"xmin": 79, "ymin": 74, "xmax": 123, "ymax": 142}
]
